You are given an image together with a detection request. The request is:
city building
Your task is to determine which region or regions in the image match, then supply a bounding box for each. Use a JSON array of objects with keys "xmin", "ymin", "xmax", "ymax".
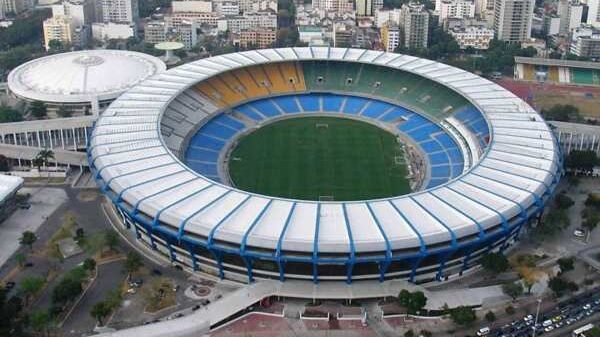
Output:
[
  {"xmin": 374, "ymin": 8, "xmax": 402, "ymax": 27},
  {"xmin": 544, "ymin": 15, "xmax": 560, "ymax": 36},
  {"xmin": 92, "ymin": 21, "xmax": 135, "ymax": 39},
  {"xmin": 236, "ymin": 28, "xmax": 276, "ymax": 48},
  {"xmin": 43, "ymin": 15, "xmax": 74, "ymax": 50},
  {"xmin": 51, "ymin": 0, "xmax": 95, "ymax": 26},
  {"xmin": 437, "ymin": 0, "xmax": 475, "ymax": 25},
  {"xmin": 166, "ymin": 11, "xmax": 218, "ymax": 26},
  {"xmin": 144, "ymin": 20, "xmax": 166, "ymax": 43},
  {"xmin": 493, "ymin": 0, "xmax": 535, "ymax": 42},
  {"xmin": 570, "ymin": 26, "xmax": 600, "ymax": 58},
  {"xmin": 558, "ymin": 0, "xmax": 583, "ymax": 34},
  {"xmin": 588, "ymin": 0, "xmax": 600, "ymax": 27},
  {"xmin": 400, "ymin": 2, "xmax": 429, "ymax": 49},
  {"xmin": 100, "ymin": 0, "xmax": 138, "ymax": 24},
  {"xmin": 216, "ymin": 11, "xmax": 277, "ymax": 33},
  {"xmin": 356, "ymin": 0, "xmax": 372, "ymax": 16},
  {"xmin": 449, "ymin": 24, "xmax": 494, "ymax": 49},
  {"xmin": 0, "ymin": 0, "xmax": 31, "ymax": 16},
  {"xmin": 171, "ymin": 0, "xmax": 212, "ymax": 13},
  {"xmin": 381, "ymin": 23, "xmax": 400, "ymax": 51},
  {"xmin": 214, "ymin": 1, "xmax": 239, "ymax": 16}
]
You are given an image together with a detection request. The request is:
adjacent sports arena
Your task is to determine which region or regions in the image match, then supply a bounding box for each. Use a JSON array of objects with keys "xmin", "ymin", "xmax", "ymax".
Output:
[{"xmin": 89, "ymin": 48, "xmax": 562, "ymax": 287}]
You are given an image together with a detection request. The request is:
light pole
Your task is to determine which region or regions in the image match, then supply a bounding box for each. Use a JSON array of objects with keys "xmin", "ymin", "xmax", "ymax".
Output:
[{"xmin": 532, "ymin": 298, "xmax": 542, "ymax": 337}]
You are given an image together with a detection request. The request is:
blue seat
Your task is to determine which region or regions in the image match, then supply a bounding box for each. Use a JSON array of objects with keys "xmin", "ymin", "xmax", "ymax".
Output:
[
  {"xmin": 272, "ymin": 96, "xmax": 300, "ymax": 113},
  {"xmin": 419, "ymin": 140, "xmax": 443, "ymax": 153},
  {"xmin": 235, "ymin": 104, "xmax": 264, "ymax": 121},
  {"xmin": 189, "ymin": 134, "xmax": 226, "ymax": 151},
  {"xmin": 249, "ymin": 100, "xmax": 281, "ymax": 117},
  {"xmin": 451, "ymin": 164, "xmax": 464, "ymax": 177},
  {"xmin": 447, "ymin": 148, "xmax": 463, "ymax": 163},
  {"xmin": 426, "ymin": 178, "xmax": 448, "ymax": 188},
  {"xmin": 214, "ymin": 114, "xmax": 245, "ymax": 130},
  {"xmin": 429, "ymin": 152, "xmax": 450, "ymax": 166},
  {"xmin": 408, "ymin": 125, "xmax": 441, "ymax": 142},
  {"xmin": 343, "ymin": 97, "xmax": 368, "ymax": 114},
  {"xmin": 188, "ymin": 162, "xmax": 219, "ymax": 176},
  {"xmin": 200, "ymin": 123, "xmax": 237, "ymax": 140},
  {"xmin": 434, "ymin": 133, "xmax": 455, "ymax": 149},
  {"xmin": 322, "ymin": 94, "xmax": 343, "ymax": 112},
  {"xmin": 297, "ymin": 94, "xmax": 321, "ymax": 112},
  {"xmin": 361, "ymin": 101, "xmax": 392, "ymax": 119},
  {"xmin": 380, "ymin": 108, "xmax": 411, "ymax": 122},
  {"xmin": 431, "ymin": 165, "xmax": 451, "ymax": 178},
  {"xmin": 398, "ymin": 116, "xmax": 428, "ymax": 132},
  {"xmin": 185, "ymin": 148, "xmax": 219, "ymax": 163}
]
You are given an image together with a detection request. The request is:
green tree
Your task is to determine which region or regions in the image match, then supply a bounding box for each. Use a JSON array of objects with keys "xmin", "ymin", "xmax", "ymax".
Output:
[
  {"xmin": 538, "ymin": 209, "xmax": 570, "ymax": 237},
  {"xmin": 51, "ymin": 271, "xmax": 83, "ymax": 306},
  {"xmin": 502, "ymin": 282, "xmax": 523, "ymax": 300},
  {"xmin": 554, "ymin": 193, "xmax": 574, "ymax": 209},
  {"xmin": 565, "ymin": 150, "xmax": 597, "ymax": 172},
  {"xmin": 485, "ymin": 311, "xmax": 496, "ymax": 322},
  {"xmin": 123, "ymin": 251, "xmax": 143, "ymax": 279},
  {"xmin": 583, "ymin": 213, "xmax": 600, "ymax": 232},
  {"xmin": 28, "ymin": 101, "xmax": 47, "ymax": 119},
  {"xmin": 420, "ymin": 330, "xmax": 432, "ymax": 337},
  {"xmin": 449, "ymin": 306, "xmax": 477, "ymax": 326},
  {"xmin": 103, "ymin": 230, "xmax": 119, "ymax": 251},
  {"xmin": 542, "ymin": 104, "xmax": 581, "ymax": 122},
  {"xmin": 15, "ymin": 252, "xmax": 26, "ymax": 267},
  {"xmin": 33, "ymin": 149, "xmax": 54, "ymax": 171},
  {"xmin": 28, "ymin": 309, "xmax": 51, "ymax": 336},
  {"xmin": 397, "ymin": 289, "xmax": 428, "ymax": 314},
  {"xmin": 19, "ymin": 231, "xmax": 37, "ymax": 250},
  {"xmin": 47, "ymin": 39, "xmax": 66, "ymax": 53},
  {"xmin": 404, "ymin": 329, "xmax": 415, "ymax": 337},
  {"xmin": 586, "ymin": 327, "xmax": 600, "ymax": 337},
  {"xmin": 548, "ymin": 276, "xmax": 578, "ymax": 297},
  {"xmin": 0, "ymin": 290, "xmax": 24, "ymax": 336},
  {"xmin": 83, "ymin": 258, "xmax": 96, "ymax": 272},
  {"xmin": 557, "ymin": 257, "xmax": 574, "ymax": 273},
  {"xmin": 0, "ymin": 106, "xmax": 23, "ymax": 123},
  {"xmin": 480, "ymin": 252, "xmax": 509, "ymax": 273},
  {"xmin": 19, "ymin": 276, "xmax": 45, "ymax": 305},
  {"xmin": 90, "ymin": 301, "xmax": 112, "ymax": 326}
]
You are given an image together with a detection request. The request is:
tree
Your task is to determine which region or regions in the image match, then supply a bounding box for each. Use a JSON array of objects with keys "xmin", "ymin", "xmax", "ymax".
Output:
[
  {"xmin": 47, "ymin": 39, "xmax": 66, "ymax": 53},
  {"xmin": 548, "ymin": 276, "xmax": 578, "ymax": 297},
  {"xmin": 19, "ymin": 276, "xmax": 45, "ymax": 305},
  {"xmin": 557, "ymin": 257, "xmax": 574, "ymax": 273},
  {"xmin": 542, "ymin": 104, "xmax": 581, "ymax": 122},
  {"xmin": 583, "ymin": 212, "xmax": 600, "ymax": 232},
  {"xmin": 566, "ymin": 150, "xmax": 597, "ymax": 172},
  {"xmin": 485, "ymin": 311, "xmax": 496, "ymax": 322},
  {"xmin": 19, "ymin": 231, "xmax": 37, "ymax": 250},
  {"xmin": 480, "ymin": 252, "xmax": 509, "ymax": 273},
  {"xmin": 449, "ymin": 306, "xmax": 477, "ymax": 326},
  {"xmin": 15, "ymin": 252, "xmax": 26, "ymax": 267},
  {"xmin": 505, "ymin": 305, "xmax": 515, "ymax": 315},
  {"xmin": 28, "ymin": 309, "xmax": 51, "ymax": 336},
  {"xmin": 420, "ymin": 330, "xmax": 432, "ymax": 337},
  {"xmin": 83, "ymin": 258, "xmax": 96, "ymax": 272},
  {"xmin": 123, "ymin": 252, "xmax": 143, "ymax": 279},
  {"xmin": 0, "ymin": 290, "xmax": 24, "ymax": 336},
  {"xmin": 586, "ymin": 327, "xmax": 600, "ymax": 337},
  {"xmin": 0, "ymin": 106, "xmax": 23, "ymax": 123},
  {"xmin": 28, "ymin": 101, "xmax": 47, "ymax": 119},
  {"xmin": 397, "ymin": 289, "xmax": 428, "ymax": 314},
  {"xmin": 404, "ymin": 329, "xmax": 415, "ymax": 337},
  {"xmin": 538, "ymin": 209, "xmax": 570, "ymax": 237},
  {"xmin": 33, "ymin": 148, "xmax": 54, "ymax": 171},
  {"xmin": 51, "ymin": 273, "xmax": 83, "ymax": 306},
  {"xmin": 502, "ymin": 282, "xmax": 523, "ymax": 300},
  {"xmin": 554, "ymin": 193, "xmax": 574, "ymax": 210},
  {"xmin": 103, "ymin": 230, "xmax": 119, "ymax": 251},
  {"xmin": 90, "ymin": 301, "xmax": 112, "ymax": 326}
]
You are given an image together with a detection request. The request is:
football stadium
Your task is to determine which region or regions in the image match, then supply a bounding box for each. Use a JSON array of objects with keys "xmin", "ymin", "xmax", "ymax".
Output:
[{"xmin": 89, "ymin": 47, "xmax": 562, "ymax": 286}]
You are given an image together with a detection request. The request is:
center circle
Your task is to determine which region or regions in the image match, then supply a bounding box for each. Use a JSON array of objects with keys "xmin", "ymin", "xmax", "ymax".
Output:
[{"xmin": 226, "ymin": 116, "xmax": 412, "ymax": 201}]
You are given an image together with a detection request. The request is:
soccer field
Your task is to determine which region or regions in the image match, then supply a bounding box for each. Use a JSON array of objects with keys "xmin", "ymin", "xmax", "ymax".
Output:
[{"xmin": 228, "ymin": 117, "xmax": 411, "ymax": 201}]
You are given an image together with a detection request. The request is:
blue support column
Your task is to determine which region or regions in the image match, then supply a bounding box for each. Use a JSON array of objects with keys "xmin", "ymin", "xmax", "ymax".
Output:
[
  {"xmin": 312, "ymin": 204, "xmax": 322, "ymax": 284},
  {"xmin": 365, "ymin": 203, "xmax": 392, "ymax": 282},
  {"xmin": 240, "ymin": 200, "xmax": 273, "ymax": 284},
  {"xmin": 275, "ymin": 203, "xmax": 296, "ymax": 282},
  {"xmin": 342, "ymin": 204, "xmax": 355, "ymax": 284}
]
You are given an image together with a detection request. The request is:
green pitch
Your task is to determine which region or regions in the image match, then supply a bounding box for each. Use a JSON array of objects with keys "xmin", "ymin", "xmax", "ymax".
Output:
[{"xmin": 228, "ymin": 117, "xmax": 411, "ymax": 201}]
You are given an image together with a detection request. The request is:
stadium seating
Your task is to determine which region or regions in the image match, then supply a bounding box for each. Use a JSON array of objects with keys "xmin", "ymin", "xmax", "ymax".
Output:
[
  {"xmin": 183, "ymin": 93, "xmax": 466, "ymax": 189},
  {"xmin": 454, "ymin": 106, "xmax": 490, "ymax": 149}
]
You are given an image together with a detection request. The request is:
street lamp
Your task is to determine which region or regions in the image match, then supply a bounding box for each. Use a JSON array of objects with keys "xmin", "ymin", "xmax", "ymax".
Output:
[{"xmin": 532, "ymin": 298, "xmax": 542, "ymax": 337}]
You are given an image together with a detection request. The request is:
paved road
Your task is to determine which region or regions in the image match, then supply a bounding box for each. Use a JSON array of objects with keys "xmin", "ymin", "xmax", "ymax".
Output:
[{"xmin": 61, "ymin": 259, "xmax": 126, "ymax": 337}]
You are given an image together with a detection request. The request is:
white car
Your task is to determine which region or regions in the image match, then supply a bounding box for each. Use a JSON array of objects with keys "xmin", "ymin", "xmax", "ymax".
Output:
[
  {"xmin": 477, "ymin": 327, "xmax": 490, "ymax": 336},
  {"xmin": 544, "ymin": 326, "xmax": 554, "ymax": 332},
  {"xmin": 573, "ymin": 229, "xmax": 586, "ymax": 237},
  {"xmin": 542, "ymin": 320, "xmax": 553, "ymax": 327},
  {"xmin": 524, "ymin": 314, "xmax": 533, "ymax": 321}
]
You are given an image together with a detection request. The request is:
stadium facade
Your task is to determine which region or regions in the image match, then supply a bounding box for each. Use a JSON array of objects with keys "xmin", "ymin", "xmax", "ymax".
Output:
[{"xmin": 89, "ymin": 48, "xmax": 562, "ymax": 286}]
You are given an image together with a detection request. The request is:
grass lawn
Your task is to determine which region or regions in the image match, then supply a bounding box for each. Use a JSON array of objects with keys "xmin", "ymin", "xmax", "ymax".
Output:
[{"xmin": 227, "ymin": 117, "xmax": 410, "ymax": 201}]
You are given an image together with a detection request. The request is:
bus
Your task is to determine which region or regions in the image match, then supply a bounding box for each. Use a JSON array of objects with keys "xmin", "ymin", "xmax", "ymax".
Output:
[{"xmin": 573, "ymin": 323, "xmax": 594, "ymax": 337}]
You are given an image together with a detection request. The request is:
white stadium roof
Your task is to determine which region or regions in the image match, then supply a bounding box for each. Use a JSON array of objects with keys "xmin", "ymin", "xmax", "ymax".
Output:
[
  {"xmin": 8, "ymin": 50, "xmax": 166, "ymax": 104},
  {"xmin": 90, "ymin": 47, "xmax": 560, "ymax": 254},
  {"xmin": 0, "ymin": 174, "xmax": 23, "ymax": 205}
]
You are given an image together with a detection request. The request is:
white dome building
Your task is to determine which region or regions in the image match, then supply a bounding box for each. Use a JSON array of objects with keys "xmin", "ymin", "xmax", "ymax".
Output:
[{"xmin": 7, "ymin": 50, "xmax": 166, "ymax": 116}]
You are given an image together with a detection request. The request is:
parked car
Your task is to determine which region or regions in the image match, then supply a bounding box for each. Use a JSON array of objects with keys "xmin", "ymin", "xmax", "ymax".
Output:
[{"xmin": 477, "ymin": 327, "xmax": 490, "ymax": 336}]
